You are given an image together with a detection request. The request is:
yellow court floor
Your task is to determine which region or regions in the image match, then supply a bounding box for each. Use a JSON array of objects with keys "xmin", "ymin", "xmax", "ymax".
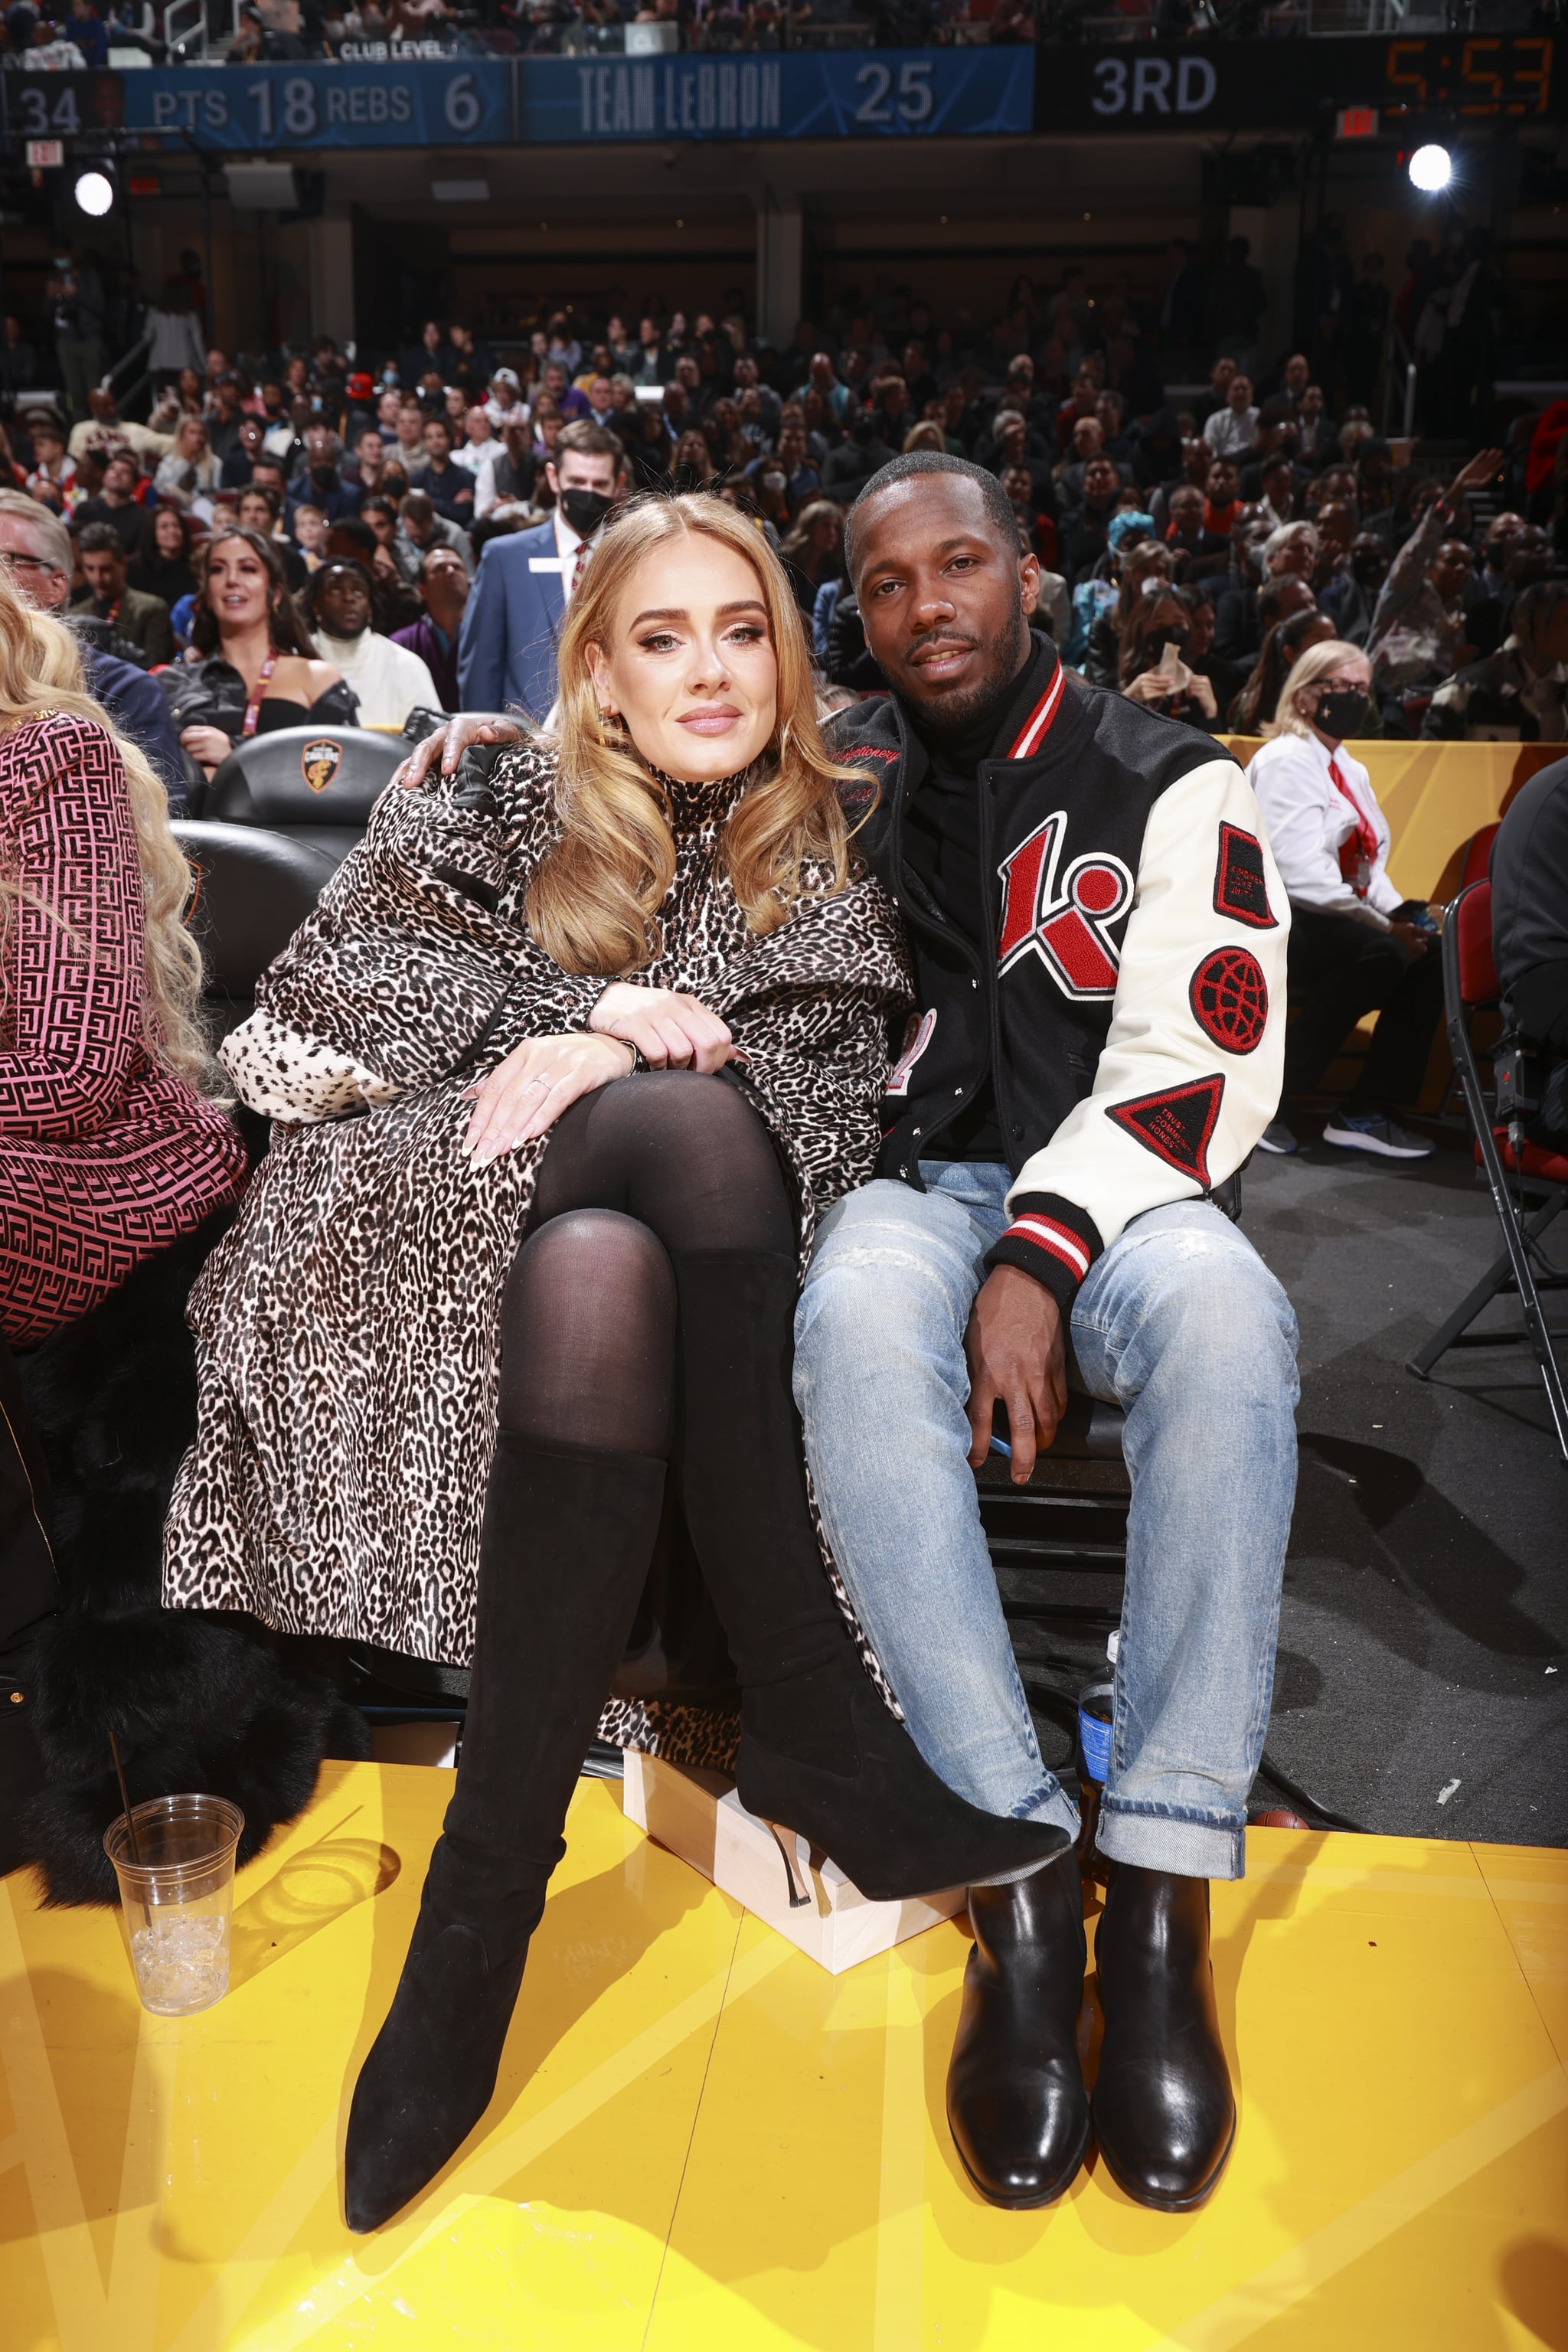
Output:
[{"xmin": 2, "ymin": 1759, "xmax": 1565, "ymax": 2352}]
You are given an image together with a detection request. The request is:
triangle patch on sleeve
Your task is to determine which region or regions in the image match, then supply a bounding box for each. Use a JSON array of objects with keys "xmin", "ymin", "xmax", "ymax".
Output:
[
  {"xmin": 1107, "ymin": 1075, "xmax": 1226, "ymax": 1185},
  {"xmin": 1214, "ymin": 822, "xmax": 1277, "ymax": 929}
]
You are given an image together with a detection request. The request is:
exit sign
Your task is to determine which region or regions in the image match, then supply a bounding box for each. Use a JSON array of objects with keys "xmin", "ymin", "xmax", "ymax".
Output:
[
  {"xmin": 24, "ymin": 139, "xmax": 64, "ymax": 168},
  {"xmin": 1335, "ymin": 106, "xmax": 1380, "ymax": 139}
]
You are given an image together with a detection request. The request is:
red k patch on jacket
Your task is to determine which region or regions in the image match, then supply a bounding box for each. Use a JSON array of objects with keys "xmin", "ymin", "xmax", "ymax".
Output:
[
  {"xmin": 1108, "ymin": 1075, "xmax": 1225, "ymax": 1185},
  {"xmin": 1213, "ymin": 823, "xmax": 1276, "ymax": 929},
  {"xmin": 997, "ymin": 812, "xmax": 1133, "ymax": 999}
]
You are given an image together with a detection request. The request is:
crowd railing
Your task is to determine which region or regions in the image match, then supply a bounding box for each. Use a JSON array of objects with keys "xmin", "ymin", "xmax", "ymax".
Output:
[{"xmin": 62, "ymin": 0, "xmax": 1555, "ymax": 67}]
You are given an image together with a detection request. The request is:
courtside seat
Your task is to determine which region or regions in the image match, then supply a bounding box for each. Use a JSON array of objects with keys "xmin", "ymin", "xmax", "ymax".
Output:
[
  {"xmin": 976, "ymin": 1394, "xmax": 1131, "ymax": 1638},
  {"xmin": 204, "ymin": 724, "xmax": 403, "ymax": 867},
  {"xmin": 175, "ymin": 818, "xmax": 338, "ymax": 1044}
]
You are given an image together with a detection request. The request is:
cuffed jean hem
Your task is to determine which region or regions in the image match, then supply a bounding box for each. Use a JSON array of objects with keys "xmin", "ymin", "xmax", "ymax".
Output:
[
  {"xmin": 1095, "ymin": 1798, "xmax": 1247, "ymax": 1881},
  {"xmin": 969, "ymin": 1782, "xmax": 1082, "ymax": 1888}
]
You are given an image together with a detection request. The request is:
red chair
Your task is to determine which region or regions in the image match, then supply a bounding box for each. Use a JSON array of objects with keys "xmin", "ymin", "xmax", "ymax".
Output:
[
  {"xmin": 1455, "ymin": 821, "xmax": 1500, "ymax": 893},
  {"xmin": 1406, "ymin": 879, "xmax": 1568, "ymax": 1462}
]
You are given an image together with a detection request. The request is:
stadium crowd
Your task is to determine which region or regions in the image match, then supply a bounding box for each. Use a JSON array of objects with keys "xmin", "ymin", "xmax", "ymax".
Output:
[
  {"xmin": 0, "ymin": 0, "xmax": 1050, "ymax": 64},
  {"xmin": 2, "ymin": 252, "xmax": 1563, "ymax": 765}
]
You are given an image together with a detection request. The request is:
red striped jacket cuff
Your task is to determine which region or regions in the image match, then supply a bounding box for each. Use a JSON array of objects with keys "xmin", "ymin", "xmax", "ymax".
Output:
[{"xmin": 983, "ymin": 1193, "xmax": 1103, "ymax": 1311}]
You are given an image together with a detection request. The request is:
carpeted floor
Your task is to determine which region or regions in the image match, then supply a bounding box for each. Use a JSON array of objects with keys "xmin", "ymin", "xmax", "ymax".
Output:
[{"xmin": 1008, "ymin": 1118, "xmax": 1568, "ymax": 1851}]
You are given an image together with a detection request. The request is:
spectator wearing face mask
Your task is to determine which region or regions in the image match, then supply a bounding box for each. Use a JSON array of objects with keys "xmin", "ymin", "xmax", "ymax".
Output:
[
  {"xmin": 302, "ymin": 559, "xmax": 439, "ymax": 733},
  {"xmin": 1248, "ymin": 638, "xmax": 1443, "ymax": 1161},
  {"xmin": 456, "ymin": 417, "xmax": 625, "ymax": 722}
]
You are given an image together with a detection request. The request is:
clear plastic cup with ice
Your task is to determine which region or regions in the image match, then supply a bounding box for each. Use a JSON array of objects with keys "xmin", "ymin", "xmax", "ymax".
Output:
[{"xmin": 103, "ymin": 1795, "xmax": 246, "ymax": 2017}]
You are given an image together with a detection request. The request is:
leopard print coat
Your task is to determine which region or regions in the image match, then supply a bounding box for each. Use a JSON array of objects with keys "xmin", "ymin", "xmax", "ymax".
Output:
[{"xmin": 162, "ymin": 741, "xmax": 913, "ymax": 1768}]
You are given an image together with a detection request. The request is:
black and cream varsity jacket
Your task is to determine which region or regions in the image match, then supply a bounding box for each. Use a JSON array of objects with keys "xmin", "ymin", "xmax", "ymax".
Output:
[{"xmin": 828, "ymin": 648, "xmax": 1290, "ymax": 1310}]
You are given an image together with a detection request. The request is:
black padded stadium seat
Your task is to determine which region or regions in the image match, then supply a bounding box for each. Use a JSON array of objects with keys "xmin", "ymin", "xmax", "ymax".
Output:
[
  {"xmin": 174, "ymin": 819, "xmax": 338, "ymax": 1044},
  {"xmin": 976, "ymin": 1393, "xmax": 1130, "ymax": 1638},
  {"xmin": 204, "ymin": 724, "xmax": 403, "ymax": 867}
]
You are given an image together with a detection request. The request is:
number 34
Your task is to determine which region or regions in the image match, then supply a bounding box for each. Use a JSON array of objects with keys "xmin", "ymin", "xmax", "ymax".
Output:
[{"xmin": 854, "ymin": 60, "xmax": 935, "ymax": 126}]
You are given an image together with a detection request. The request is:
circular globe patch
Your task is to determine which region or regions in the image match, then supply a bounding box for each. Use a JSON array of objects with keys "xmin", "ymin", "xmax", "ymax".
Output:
[{"xmin": 1189, "ymin": 947, "xmax": 1269, "ymax": 1054}]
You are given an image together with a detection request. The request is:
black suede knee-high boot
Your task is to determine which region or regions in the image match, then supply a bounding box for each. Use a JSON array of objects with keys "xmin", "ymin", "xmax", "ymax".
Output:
[
  {"xmin": 344, "ymin": 1433, "xmax": 665, "ymax": 2233},
  {"xmin": 671, "ymin": 1250, "xmax": 1070, "ymax": 1902}
]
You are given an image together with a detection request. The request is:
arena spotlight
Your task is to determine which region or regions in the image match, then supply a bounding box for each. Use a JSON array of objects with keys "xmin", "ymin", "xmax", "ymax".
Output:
[
  {"xmin": 1408, "ymin": 144, "xmax": 1453, "ymax": 194},
  {"xmin": 73, "ymin": 168, "xmax": 115, "ymax": 217}
]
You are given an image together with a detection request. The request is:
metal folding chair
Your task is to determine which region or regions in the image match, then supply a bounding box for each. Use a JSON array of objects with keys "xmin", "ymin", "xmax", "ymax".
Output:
[{"xmin": 1406, "ymin": 878, "xmax": 1568, "ymax": 1463}]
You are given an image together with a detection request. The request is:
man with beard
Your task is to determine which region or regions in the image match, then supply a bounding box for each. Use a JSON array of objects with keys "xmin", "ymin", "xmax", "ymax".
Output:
[
  {"xmin": 391, "ymin": 456, "xmax": 1299, "ymax": 2215},
  {"xmin": 791, "ymin": 454, "xmax": 1297, "ymax": 2215}
]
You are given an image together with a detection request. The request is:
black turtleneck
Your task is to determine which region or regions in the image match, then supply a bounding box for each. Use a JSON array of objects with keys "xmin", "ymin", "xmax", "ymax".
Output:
[{"xmin": 900, "ymin": 630, "xmax": 1055, "ymax": 1161}]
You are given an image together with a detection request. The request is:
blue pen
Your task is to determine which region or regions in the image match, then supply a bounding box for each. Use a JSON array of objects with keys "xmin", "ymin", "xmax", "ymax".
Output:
[{"xmin": 988, "ymin": 1433, "xmax": 1012, "ymax": 1460}]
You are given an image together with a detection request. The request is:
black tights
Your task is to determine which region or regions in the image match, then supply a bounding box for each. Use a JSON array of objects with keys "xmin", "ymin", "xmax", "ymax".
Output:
[
  {"xmin": 498, "ymin": 1070, "xmax": 793, "ymax": 1459},
  {"xmin": 495, "ymin": 1070, "xmax": 839, "ymax": 1690}
]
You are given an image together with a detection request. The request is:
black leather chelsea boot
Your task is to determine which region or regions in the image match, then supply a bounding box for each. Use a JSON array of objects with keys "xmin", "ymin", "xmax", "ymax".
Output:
[
  {"xmin": 946, "ymin": 1851, "xmax": 1091, "ymax": 2208},
  {"xmin": 1091, "ymin": 1863, "xmax": 1236, "ymax": 2212}
]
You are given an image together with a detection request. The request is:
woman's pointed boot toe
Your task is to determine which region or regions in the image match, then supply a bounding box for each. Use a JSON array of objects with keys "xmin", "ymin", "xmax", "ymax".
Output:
[
  {"xmin": 737, "ymin": 1666, "xmax": 1071, "ymax": 1902},
  {"xmin": 344, "ymin": 1911, "xmax": 534, "ymax": 2234}
]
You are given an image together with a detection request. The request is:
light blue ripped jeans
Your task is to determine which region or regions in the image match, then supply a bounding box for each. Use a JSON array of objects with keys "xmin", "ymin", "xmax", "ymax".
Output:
[{"xmin": 793, "ymin": 1165, "xmax": 1300, "ymax": 1880}]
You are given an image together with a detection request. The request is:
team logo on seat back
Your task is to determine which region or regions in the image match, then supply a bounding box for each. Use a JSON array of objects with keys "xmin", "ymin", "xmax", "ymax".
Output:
[
  {"xmin": 996, "ymin": 812, "xmax": 1132, "ymax": 998},
  {"xmin": 301, "ymin": 737, "xmax": 343, "ymax": 795}
]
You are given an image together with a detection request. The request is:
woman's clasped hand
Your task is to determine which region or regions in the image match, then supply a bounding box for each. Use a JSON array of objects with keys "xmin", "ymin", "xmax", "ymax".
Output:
[{"xmin": 463, "ymin": 983, "xmax": 736, "ymax": 1165}]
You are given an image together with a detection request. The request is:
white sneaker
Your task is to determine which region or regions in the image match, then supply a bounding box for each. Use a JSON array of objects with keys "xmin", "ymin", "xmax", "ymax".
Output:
[
  {"xmin": 1321, "ymin": 1112, "xmax": 1435, "ymax": 1161},
  {"xmin": 1257, "ymin": 1119, "xmax": 1298, "ymax": 1155}
]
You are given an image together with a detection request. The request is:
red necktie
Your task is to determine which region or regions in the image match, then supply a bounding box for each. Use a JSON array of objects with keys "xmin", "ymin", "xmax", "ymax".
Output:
[
  {"xmin": 1328, "ymin": 756, "xmax": 1379, "ymax": 897},
  {"xmin": 571, "ymin": 538, "xmax": 589, "ymax": 596}
]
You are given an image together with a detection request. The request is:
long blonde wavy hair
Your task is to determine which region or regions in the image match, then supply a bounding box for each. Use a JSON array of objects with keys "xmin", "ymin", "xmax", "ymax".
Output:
[
  {"xmin": 526, "ymin": 492, "xmax": 861, "ymax": 976},
  {"xmin": 0, "ymin": 561, "xmax": 211, "ymax": 1086}
]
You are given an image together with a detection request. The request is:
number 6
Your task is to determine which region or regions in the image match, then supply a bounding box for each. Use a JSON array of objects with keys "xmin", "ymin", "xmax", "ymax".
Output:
[{"xmin": 444, "ymin": 73, "xmax": 482, "ymax": 136}]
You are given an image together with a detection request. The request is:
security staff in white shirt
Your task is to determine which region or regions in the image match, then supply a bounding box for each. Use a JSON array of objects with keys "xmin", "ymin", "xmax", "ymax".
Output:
[{"xmin": 1248, "ymin": 638, "xmax": 1445, "ymax": 1161}]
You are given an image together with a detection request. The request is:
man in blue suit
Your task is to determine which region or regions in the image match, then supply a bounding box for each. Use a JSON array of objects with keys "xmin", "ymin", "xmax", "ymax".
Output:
[{"xmin": 456, "ymin": 420, "xmax": 626, "ymax": 721}]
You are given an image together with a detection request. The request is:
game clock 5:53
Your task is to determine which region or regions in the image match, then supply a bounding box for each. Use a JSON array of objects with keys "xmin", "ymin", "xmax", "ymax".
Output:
[{"xmin": 1383, "ymin": 34, "xmax": 1554, "ymax": 116}]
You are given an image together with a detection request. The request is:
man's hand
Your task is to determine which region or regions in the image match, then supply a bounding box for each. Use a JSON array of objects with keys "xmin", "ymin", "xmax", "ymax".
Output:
[
  {"xmin": 1389, "ymin": 917, "xmax": 1430, "ymax": 956},
  {"xmin": 964, "ymin": 1264, "xmax": 1068, "ymax": 1486},
  {"xmin": 1446, "ymin": 448, "xmax": 1504, "ymax": 507},
  {"xmin": 462, "ymin": 1031, "xmax": 634, "ymax": 1166},
  {"xmin": 394, "ymin": 714, "xmax": 525, "ymax": 792},
  {"xmin": 588, "ymin": 982, "xmax": 733, "ymax": 1073}
]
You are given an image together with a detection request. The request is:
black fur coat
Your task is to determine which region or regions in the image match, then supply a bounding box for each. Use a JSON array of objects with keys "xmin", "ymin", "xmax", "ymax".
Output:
[{"xmin": 11, "ymin": 1213, "xmax": 367, "ymax": 1905}]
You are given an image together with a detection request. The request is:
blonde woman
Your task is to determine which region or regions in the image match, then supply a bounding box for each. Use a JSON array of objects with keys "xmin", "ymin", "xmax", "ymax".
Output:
[
  {"xmin": 152, "ymin": 413, "xmax": 219, "ymax": 511},
  {"xmin": 1247, "ymin": 635, "xmax": 1442, "ymax": 1160},
  {"xmin": 0, "ymin": 565, "xmax": 246, "ymax": 1348},
  {"xmin": 163, "ymin": 492, "xmax": 1065, "ymax": 2231}
]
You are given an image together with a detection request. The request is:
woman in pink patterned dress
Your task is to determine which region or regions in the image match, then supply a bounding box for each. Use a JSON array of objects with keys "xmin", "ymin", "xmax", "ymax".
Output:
[{"xmin": 0, "ymin": 562, "xmax": 247, "ymax": 1348}]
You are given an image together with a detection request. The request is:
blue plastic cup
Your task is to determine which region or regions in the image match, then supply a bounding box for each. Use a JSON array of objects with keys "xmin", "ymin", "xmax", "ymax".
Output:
[{"xmin": 1077, "ymin": 1681, "xmax": 1114, "ymax": 1787}]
